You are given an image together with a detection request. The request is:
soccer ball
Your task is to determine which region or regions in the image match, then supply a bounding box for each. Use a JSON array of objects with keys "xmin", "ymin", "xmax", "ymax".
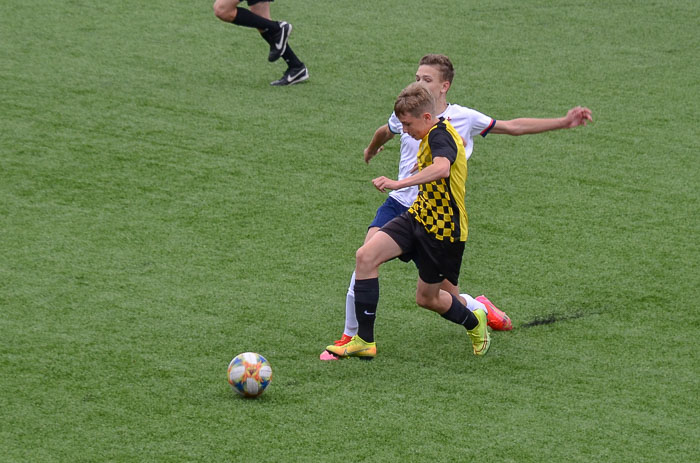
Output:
[{"xmin": 227, "ymin": 352, "xmax": 272, "ymax": 398}]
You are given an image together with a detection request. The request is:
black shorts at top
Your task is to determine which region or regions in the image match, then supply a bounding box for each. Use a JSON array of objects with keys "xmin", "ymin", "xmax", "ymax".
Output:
[
  {"xmin": 381, "ymin": 212, "xmax": 465, "ymax": 286},
  {"xmin": 246, "ymin": 0, "xmax": 273, "ymax": 5}
]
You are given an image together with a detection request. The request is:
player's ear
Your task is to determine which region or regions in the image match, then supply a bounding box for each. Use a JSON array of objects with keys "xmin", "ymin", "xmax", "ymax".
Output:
[{"xmin": 442, "ymin": 80, "xmax": 451, "ymax": 95}]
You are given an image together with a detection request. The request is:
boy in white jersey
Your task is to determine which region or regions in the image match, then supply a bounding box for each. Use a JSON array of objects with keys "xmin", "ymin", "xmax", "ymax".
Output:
[{"xmin": 321, "ymin": 54, "xmax": 593, "ymax": 360}]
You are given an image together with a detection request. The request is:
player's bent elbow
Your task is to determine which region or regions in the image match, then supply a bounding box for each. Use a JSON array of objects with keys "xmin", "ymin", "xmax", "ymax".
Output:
[{"xmin": 438, "ymin": 164, "xmax": 451, "ymax": 179}]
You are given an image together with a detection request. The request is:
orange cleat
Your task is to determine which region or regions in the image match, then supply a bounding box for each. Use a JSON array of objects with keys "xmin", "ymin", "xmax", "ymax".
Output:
[
  {"xmin": 333, "ymin": 334, "xmax": 353, "ymax": 346},
  {"xmin": 476, "ymin": 295, "xmax": 513, "ymax": 331}
]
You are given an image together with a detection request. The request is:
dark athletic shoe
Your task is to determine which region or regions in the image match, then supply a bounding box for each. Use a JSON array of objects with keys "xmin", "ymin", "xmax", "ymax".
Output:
[
  {"xmin": 270, "ymin": 65, "xmax": 309, "ymax": 86},
  {"xmin": 268, "ymin": 21, "xmax": 291, "ymax": 62}
]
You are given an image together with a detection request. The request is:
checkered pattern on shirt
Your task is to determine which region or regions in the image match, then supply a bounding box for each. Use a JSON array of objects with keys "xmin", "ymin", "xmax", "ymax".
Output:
[
  {"xmin": 408, "ymin": 120, "xmax": 468, "ymax": 242},
  {"xmin": 410, "ymin": 178, "xmax": 458, "ymax": 241}
]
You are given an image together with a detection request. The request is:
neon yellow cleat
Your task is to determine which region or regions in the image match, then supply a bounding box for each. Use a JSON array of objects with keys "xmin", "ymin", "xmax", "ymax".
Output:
[
  {"xmin": 467, "ymin": 308, "xmax": 491, "ymax": 356},
  {"xmin": 325, "ymin": 335, "xmax": 376, "ymax": 360}
]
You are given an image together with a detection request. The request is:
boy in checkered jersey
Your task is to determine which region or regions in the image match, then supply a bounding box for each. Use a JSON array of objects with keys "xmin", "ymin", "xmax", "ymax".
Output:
[
  {"xmin": 323, "ymin": 55, "xmax": 593, "ymax": 360},
  {"xmin": 327, "ymin": 82, "xmax": 492, "ymax": 358}
]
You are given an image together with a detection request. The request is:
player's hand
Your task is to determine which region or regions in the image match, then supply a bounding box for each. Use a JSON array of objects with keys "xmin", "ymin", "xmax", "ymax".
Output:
[
  {"xmin": 564, "ymin": 106, "xmax": 593, "ymax": 128},
  {"xmin": 372, "ymin": 176, "xmax": 399, "ymax": 193},
  {"xmin": 364, "ymin": 145, "xmax": 384, "ymax": 164}
]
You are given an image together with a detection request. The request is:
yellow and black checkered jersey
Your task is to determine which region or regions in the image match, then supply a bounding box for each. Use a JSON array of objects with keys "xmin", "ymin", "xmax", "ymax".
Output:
[{"xmin": 408, "ymin": 118, "xmax": 468, "ymax": 242}]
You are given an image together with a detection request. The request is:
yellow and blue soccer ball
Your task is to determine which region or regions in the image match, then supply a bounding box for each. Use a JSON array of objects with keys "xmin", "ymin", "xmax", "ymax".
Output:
[{"xmin": 227, "ymin": 352, "xmax": 272, "ymax": 398}]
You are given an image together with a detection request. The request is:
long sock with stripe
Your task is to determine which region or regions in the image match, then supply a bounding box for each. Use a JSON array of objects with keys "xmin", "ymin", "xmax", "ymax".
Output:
[{"xmin": 441, "ymin": 294, "xmax": 479, "ymax": 330}]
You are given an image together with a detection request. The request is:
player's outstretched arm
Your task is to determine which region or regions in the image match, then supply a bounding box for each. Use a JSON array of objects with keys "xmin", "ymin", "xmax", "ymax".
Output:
[
  {"xmin": 364, "ymin": 124, "xmax": 395, "ymax": 163},
  {"xmin": 490, "ymin": 106, "xmax": 593, "ymax": 136}
]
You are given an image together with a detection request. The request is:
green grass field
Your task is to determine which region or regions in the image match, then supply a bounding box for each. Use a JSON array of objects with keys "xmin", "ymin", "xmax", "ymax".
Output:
[{"xmin": 2, "ymin": 0, "xmax": 698, "ymax": 461}]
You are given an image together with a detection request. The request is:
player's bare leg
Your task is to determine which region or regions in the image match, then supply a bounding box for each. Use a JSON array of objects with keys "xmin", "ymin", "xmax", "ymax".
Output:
[
  {"xmin": 213, "ymin": 0, "xmax": 241, "ymax": 22},
  {"xmin": 325, "ymin": 232, "xmax": 402, "ymax": 359},
  {"xmin": 415, "ymin": 280, "xmax": 453, "ymax": 315},
  {"xmin": 355, "ymin": 230, "xmax": 402, "ymax": 280},
  {"xmin": 320, "ymin": 226, "xmax": 384, "ymax": 360}
]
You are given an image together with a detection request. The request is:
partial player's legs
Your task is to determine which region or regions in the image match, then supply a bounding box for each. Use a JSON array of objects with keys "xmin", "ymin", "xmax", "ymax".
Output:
[
  {"xmin": 415, "ymin": 278, "xmax": 456, "ymax": 315},
  {"xmin": 319, "ymin": 223, "xmax": 387, "ymax": 360},
  {"xmin": 213, "ymin": 0, "xmax": 292, "ymax": 63},
  {"xmin": 416, "ymin": 279, "xmax": 490, "ymax": 356},
  {"xmin": 339, "ymin": 225, "xmax": 383, "ymax": 336},
  {"xmin": 323, "ymin": 198, "xmax": 407, "ymax": 357},
  {"xmin": 351, "ymin": 230, "xmax": 403, "ymax": 342},
  {"xmin": 249, "ymin": 1, "xmax": 308, "ymax": 85},
  {"xmin": 324, "ymin": 231, "xmax": 402, "ymax": 360},
  {"xmin": 213, "ymin": 0, "xmax": 242, "ymax": 22},
  {"xmin": 442, "ymin": 280, "xmax": 513, "ymax": 331},
  {"xmin": 354, "ymin": 230, "xmax": 402, "ymax": 280},
  {"xmin": 420, "ymin": 280, "xmax": 513, "ymax": 332}
]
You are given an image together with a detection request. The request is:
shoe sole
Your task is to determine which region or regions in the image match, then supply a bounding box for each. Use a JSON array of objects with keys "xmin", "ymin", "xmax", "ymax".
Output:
[
  {"xmin": 329, "ymin": 351, "xmax": 376, "ymax": 360},
  {"xmin": 321, "ymin": 349, "xmax": 375, "ymax": 361},
  {"xmin": 476, "ymin": 332, "xmax": 491, "ymax": 356},
  {"xmin": 487, "ymin": 315, "xmax": 512, "ymax": 331},
  {"xmin": 324, "ymin": 346, "xmax": 376, "ymax": 360}
]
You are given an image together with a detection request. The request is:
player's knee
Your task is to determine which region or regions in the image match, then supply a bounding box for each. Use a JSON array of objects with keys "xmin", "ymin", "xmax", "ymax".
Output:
[
  {"xmin": 415, "ymin": 291, "xmax": 438, "ymax": 311},
  {"xmin": 213, "ymin": 1, "xmax": 236, "ymax": 21},
  {"xmin": 414, "ymin": 292, "xmax": 431, "ymax": 309},
  {"xmin": 355, "ymin": 246, "xmax": 375, "ymax": 273}
]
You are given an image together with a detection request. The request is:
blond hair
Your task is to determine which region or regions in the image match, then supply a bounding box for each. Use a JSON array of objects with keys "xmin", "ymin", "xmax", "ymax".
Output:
[{"xmin": 394, "ymin": 82, "xmax": 436, "ymax": 118}]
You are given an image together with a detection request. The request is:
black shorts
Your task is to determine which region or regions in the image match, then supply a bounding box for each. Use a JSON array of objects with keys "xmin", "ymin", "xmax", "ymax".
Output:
[
  {"xmin": 381, "ymin": 212, "xmax": 465, "ymax": 285},
  {"xmin": 246, "ymin": 0, "xmax": 272, "ymax": 5}
]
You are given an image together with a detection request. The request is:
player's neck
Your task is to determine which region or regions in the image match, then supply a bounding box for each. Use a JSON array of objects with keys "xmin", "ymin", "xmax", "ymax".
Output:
[{"xmin": 436, "ymin": 100, "xmax": 448, "ymax": 115}]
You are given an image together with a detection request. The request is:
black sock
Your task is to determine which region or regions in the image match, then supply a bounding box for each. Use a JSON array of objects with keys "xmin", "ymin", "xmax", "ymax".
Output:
[
  {"xmin": 441, "ymin": 295, "xmax": 479, "ymax": 330},
  {"xmin": 260, "ymin": 31, "xmax": 303, "ymax": 69},
  {"xmin": 232, "ymin": 7, "xmax": 278, "ymax": 31},
  {"xmin": 354, "ymin": 278, "xmax": 379, "ymax": 343},
  {"xmin": 260, "ymin": 29, "xmax": 274, "ymax": 43},
  {"xmin": 282, "ymin": 46, "xmax": 303, "ymax": 69}
]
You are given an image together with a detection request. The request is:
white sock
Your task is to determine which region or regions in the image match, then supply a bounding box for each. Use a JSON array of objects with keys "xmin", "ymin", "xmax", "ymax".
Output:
[
  {"xmin": 460, "ymin": 293, "xmax": 487, "ymax": 315},
  {"xmin": 343, "ymin": 271, "xmax": 358, "ymax": 336}
]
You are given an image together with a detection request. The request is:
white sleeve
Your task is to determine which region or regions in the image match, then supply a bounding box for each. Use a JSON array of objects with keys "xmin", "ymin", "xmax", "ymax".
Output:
[
  {"xmin": 468, "ymin": 109, "xmax": 495, "ymax": 138},
  {"xmin": 387, "ymin": 112, "xmax": 403, "ymax": 135}
]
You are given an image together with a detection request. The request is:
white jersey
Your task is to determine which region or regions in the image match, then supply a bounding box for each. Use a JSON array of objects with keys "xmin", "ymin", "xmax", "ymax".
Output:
[{"xmin": 387, "ymin": 103, "xmax": 495, "ymax": 207}]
